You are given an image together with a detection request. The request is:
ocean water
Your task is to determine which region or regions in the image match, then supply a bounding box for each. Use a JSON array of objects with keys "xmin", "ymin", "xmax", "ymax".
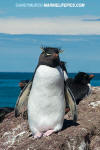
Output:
[{"xmin": 0, "ymin": 72, "xmax": 100, "ymax": 108}]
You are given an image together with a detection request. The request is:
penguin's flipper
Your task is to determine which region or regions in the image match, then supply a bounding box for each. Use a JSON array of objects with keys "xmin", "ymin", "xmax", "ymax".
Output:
[
  {"xmin": 15, "ymin": 80, "xmax": 32, "ymax": 118},
  {"xmin": 65, "ymin": 86, "xmax": 77, "ymax": 123}
]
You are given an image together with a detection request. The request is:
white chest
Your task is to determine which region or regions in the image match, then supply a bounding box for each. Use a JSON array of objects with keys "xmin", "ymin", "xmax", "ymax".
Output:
[
  {"xmin": 31, "ymin": 65, "xmax": 64, "ymax": 96},
  {"xmin": 28, "ymin": 65, "xmax": 65, "ymax": 111},
  {"xmin": 28, "ymin": 65, "xmax": 65, "ymax": 133}
]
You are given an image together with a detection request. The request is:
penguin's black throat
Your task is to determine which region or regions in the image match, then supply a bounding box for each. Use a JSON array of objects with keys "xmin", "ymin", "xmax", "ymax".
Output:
[{"xmin": 38, "ymin": 47, "xmax": 62, "ymax": 68}]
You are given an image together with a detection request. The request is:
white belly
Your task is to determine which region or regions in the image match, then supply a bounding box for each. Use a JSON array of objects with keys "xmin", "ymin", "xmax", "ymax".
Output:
[{"xmin": 28, "ymin": 65, "xmax": 65, "ymax": 133}]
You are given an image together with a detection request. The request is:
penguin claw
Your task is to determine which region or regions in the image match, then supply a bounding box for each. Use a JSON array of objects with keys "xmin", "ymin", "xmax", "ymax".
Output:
[
  {"xmin": 43, "ymin": 130, "xmax": 54, "ymax": 137},
  {"xmin": 34, "ymin": 132, "xmax": 43, "ymax": 139}
]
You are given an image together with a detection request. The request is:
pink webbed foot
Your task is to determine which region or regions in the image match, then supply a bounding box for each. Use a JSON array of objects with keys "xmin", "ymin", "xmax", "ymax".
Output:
[
  {"xmin": 34, "ymin": 132, "xmax": 43, "ymax": 139},
  {"xmin": 43, "ymin": 130, "xmax": 54, "ymax": 137}
]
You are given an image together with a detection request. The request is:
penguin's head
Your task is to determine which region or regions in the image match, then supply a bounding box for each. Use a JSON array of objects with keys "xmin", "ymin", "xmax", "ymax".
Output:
[
  {"xmin": 74, "ymin": 72, "xmax": 94, "ymax": 85},
  {"xmin": 38, "ymin": 47, "xmax": 63, "ymax": 67}
]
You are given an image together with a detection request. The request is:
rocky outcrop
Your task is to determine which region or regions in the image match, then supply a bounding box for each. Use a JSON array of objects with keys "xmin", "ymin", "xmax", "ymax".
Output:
[
  {"xmin": 0, "ymin": 87, "xmax": 100, "ymax": 150},
  {"xmin": 0, "ymin": 107, "xmax": 14, "ymax": 123}
]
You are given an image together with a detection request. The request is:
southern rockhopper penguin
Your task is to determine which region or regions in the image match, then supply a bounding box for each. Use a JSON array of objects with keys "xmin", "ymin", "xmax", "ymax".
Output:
[
  {"xmin": 28, "ymin": 47, "xmax": 66, "ymax": 138},
  {"xmin": 27, "ymin": 47, "xmax": 77, "ymax": 138},
  {"xmin": 15, "ymin": 47, "xmax": 77, "ymax": 129},
  {"xmin": 66, "ymin": 72, "xmax": 94, "ymax": 105}
]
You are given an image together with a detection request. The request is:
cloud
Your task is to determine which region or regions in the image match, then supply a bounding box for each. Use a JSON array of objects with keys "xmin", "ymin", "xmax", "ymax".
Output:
[
  {"xmin": 0, "ymin": 16, "xmax": 100, "ymax": 35},
  {"xmin": 83, "ymin": 18, "xmax": 100, "ymax": 22},
  {"xmin": 58, "ymin": 38, "xmax": 87, "ymax": 42}
]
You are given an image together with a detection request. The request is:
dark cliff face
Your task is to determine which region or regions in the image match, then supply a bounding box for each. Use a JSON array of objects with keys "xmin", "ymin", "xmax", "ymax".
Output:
[{"xmin": 0, "ymin": 87, "xmax": 100, "ymax": 150}]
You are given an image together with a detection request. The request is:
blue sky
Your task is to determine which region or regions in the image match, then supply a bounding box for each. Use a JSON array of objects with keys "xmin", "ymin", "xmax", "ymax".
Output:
[
  {"xmin": 0, "ymin": 0, "xmax": 100, "ymax": 18},
  {"xmin": 0, "ymin": 0, "xmax": 100, "ymax": 72},
  {"xmin": 0, "ymin": 0, "xmax": 100, "ymax": 34}
]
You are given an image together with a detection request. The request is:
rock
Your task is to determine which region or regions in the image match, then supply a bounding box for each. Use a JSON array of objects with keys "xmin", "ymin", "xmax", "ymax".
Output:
[
  {"xmin": 0, "ymin": 87, "xmax": 100, "ymax": 150},
  {"xmin": 0, "ymin": 107, "xmax": 14, "ymax": 123}
]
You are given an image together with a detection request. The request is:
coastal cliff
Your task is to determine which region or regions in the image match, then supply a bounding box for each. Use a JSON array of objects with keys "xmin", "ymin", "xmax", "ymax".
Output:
[{"xmin": 0, "ymin": 87, "xmax": 100, "ymax": 150}]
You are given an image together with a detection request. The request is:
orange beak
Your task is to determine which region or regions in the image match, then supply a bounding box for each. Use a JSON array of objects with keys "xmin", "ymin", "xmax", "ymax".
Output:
[
  {"xmin": 89, "ymin": 74, "xmax": 95, "ymax": 79},
  {"xmin": 19, "ymin": 82, "xmax": 24, "ymax": 87},
  {"xmin": 53, "ymin": 53, "xmax": 59, "ymax": 58}
]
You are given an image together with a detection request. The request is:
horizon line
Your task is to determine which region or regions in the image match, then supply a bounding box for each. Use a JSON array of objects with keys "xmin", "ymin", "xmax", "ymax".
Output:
[
  {"xmin": 0, "ymin": 71, "xmax": 99, "ymax": 74},
  {"xmin": 1, "ymin": 33, "xmax": 100, "ymax": 36}
]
